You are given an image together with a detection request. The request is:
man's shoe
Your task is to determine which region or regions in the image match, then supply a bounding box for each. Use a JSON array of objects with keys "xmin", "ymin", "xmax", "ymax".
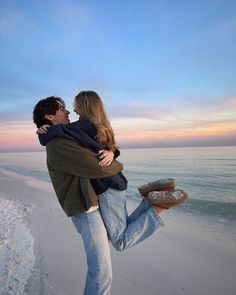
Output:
[
  {"xmin": 147, "ymin": 189, "xmax": 188, "ymax": 208},
  {"xmin": 138, "ymin": 178, "xmax": 176, "ymax": 196}
]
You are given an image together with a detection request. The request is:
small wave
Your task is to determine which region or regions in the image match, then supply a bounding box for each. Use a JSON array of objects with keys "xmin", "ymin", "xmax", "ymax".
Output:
[
  {"xmin": 173, "ymin": 198, "xmax": 236, "ymax": 221},
  {"xmin": 0, "ymin": 168, "xmax": 54, "ymax": 194},
  {"xmin": 126, "ymin": 189, "xmax": 236, "ymax": 222},
  {"xmin": 0, "ymin": 165, "xmax": 51, "ymax": 183},
  {"xmin": 0, "ymin": 197, "xmax": 36, "ymax": 295}
]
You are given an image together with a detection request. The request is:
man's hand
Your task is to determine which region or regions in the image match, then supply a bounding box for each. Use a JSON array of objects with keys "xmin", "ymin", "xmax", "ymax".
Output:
[
  {"xmin": 36, "ymin": 125, "xmax": 50, "ymax": 134},
  {"xmin": 98, "ymin": 150, "xmax": 114, "ymax": 166}
]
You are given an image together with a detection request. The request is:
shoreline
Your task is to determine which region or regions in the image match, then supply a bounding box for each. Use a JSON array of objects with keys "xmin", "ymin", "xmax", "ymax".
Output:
[
  {"xmin": 1, "ymin": 166, "xmax": 236, "ymax": 225},
  {"xmin": 0, "ymin": 171, "xmax": 236, "ymax": 295}
]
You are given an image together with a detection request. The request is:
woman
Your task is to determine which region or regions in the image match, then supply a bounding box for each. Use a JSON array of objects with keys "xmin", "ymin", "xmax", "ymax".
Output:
[{"xmin": 38, "ymin": 91, "xmax": 187, "ymax": 250}]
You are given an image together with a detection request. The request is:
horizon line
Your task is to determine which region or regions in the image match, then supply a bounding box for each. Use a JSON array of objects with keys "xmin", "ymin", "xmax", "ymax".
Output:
[{"xmin": 0, "ymin": 143, "xmax": 235, "ymax": 153}]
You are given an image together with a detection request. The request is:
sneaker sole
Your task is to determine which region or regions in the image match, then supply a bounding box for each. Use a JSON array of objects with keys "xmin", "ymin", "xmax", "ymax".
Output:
[{"xmin": 147, "ymin": 190, "xmax": 188, "ymax": 208}]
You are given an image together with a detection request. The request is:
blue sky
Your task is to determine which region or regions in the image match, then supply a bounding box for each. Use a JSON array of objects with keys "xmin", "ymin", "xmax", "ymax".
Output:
[{"xmin": 0, "ymin": 0, "xmax": 236, "ymax": 151}]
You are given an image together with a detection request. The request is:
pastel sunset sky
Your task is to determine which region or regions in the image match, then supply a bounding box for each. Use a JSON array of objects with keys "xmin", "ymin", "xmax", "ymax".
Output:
[{"xmin": 0, "ymin": 0, "xmax": 236, "ymax": 152}]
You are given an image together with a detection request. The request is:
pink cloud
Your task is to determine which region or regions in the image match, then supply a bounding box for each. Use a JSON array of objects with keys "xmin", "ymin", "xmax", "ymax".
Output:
[
  {"xmin": 0, "ymin": 121, "xmax": 41, "ymax": 152},
  {"xmin": 107, "ymin": 101, "xmax": 179, "ymax": 121},
  {"xmin": 211, "ymin": 95, "xmax": 236, "ymax": 110}
]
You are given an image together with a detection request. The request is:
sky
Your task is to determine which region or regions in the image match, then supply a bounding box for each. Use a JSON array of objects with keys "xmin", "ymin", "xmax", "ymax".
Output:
[{"xmin": 0, "ymin": 0, "xmax": 236, "ymax": 152}]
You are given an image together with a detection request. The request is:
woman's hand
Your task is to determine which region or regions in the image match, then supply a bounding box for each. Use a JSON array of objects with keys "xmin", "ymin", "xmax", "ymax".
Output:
[
  {"xmin": 98, "ymin": 150, "xmax": 114, "ymax": 166},
  {"xmin": 36, "ymin": 125, "xmax": 50, "ymax": 134}
]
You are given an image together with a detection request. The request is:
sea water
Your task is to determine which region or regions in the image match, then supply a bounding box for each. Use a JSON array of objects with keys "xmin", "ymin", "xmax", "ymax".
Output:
[
  {"xmin": 0, "ymin": 146, "xmax": 235, "ymax": 221},
  {"xmin": 119, "ymin": 146, "xmax": 236, "ymax": 222},
  {"xmin": 0, "ymin": 146, "xmax": 236, "ymax": 294}
]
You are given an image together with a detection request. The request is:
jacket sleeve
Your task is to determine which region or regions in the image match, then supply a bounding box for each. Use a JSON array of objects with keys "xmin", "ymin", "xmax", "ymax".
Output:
[
  {"xmin": 39, "ymin": 124, "xmax": 104, "ymax": 153},
  {"xmin": 46, "ymin": 138, "xmax": 123, "ymax": 179}
]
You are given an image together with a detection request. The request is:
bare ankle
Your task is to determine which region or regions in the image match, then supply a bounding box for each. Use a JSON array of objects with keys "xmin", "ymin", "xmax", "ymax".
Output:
[{"xmin": 152, "ymin": 205, "xmax": 167, "ymax": 214}]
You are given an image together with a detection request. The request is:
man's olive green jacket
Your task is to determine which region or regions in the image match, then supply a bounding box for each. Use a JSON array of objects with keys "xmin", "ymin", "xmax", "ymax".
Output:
[{"xmin": 46, "ymin": 138, "xmax": 123, "ymax": 217}]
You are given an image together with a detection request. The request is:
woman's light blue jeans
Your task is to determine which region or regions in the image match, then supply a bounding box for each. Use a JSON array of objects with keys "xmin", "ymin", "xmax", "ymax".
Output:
[
  {"xmin": 98, "ymin": 188, "xmax": 164, "ymax": 251},
  {"xmin": 71, "ymin": 189, "xmax": 164, "ymax": 295}
]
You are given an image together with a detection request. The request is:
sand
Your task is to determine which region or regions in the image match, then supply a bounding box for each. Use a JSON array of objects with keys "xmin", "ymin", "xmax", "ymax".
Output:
[{"xmin": 0, "ymin": 170, "xmax": 236, "ymax": 295}]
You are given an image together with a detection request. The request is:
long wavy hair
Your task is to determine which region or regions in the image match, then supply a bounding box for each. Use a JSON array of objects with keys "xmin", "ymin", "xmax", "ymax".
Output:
[{"xmin": 74, "ymin": 91, "xmax": 117, "ymax": 152}]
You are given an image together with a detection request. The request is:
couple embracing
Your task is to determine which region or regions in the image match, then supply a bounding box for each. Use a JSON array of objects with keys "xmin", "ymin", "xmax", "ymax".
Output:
[{"xmin": 33, "ymin": 90, "xmax": 188, "ymax": 295}]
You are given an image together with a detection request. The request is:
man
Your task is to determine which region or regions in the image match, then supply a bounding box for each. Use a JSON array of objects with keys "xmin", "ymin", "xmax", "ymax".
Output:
[{"xmin": 33, "ymin": 96, "xmax": 123, "ymax": 295}]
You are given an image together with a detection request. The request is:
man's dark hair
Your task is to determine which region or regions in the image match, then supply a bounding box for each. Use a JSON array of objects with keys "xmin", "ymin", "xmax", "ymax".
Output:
[{"xmin": 33, "ymin": 96, "xmax": 65, "ymax": 128}]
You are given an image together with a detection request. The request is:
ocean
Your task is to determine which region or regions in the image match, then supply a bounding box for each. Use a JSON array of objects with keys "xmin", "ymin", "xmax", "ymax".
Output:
[
  {"xmin": 0, "ymin": 146, "xmax": 236, "ymax": 294},
  {"xmin": 0, "ymin": 146, "xmax": 235, "ymax": 222}
]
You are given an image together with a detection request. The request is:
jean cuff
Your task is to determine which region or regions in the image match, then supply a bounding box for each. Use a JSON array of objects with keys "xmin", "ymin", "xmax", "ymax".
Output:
[{"xmin": 151, "ymin": 206, "xmax": 165, "ymax": 227}]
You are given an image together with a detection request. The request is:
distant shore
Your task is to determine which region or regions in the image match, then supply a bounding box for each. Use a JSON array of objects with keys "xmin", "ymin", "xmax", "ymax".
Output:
[{"xmin": 0, "ymin": 170, "xmax": 236, "ymax": 295}]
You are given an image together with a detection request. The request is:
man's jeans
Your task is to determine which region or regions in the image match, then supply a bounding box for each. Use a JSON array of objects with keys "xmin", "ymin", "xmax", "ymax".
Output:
[
  {"xmin": 71, "ymin": 209, "xmax": 112, "ymax": 295},
  {"xmin": 71, "ymin": 189, "xmax": 164, "ymax": 295},
  {"xmin": 98, "ymin": 188, "xmax": 164, "ymax": 251}
]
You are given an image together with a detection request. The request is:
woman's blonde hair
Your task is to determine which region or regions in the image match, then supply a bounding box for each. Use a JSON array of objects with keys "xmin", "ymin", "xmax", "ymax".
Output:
[{"xmin": 74, "ymin": 91, "xmax": 117, "ymax": 152}]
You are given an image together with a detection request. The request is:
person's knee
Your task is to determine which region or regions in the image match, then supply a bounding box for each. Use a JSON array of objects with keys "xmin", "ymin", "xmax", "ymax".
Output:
[{"xmin": 112, "ymin": 239, "xmax": 127, "ymax": 252}]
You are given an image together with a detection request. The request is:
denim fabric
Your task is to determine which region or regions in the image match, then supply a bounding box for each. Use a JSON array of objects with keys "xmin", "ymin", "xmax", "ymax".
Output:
[
  {"xmin": 71, "ymin": 209, "xmax": 112, "ymax": 295},
  {"xmin": 98, "ymin": 188, "xmax": 164, "ymax": 251},
  {"xmin": 71, "ymin": 189, "xmax": 164, "ymax": 295}
]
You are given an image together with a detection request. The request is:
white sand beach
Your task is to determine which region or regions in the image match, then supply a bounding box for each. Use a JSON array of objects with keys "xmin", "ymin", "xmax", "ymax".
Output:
[{"xmin": 0, "ymin": 170, "xmax": 236, "ymax": 295}]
